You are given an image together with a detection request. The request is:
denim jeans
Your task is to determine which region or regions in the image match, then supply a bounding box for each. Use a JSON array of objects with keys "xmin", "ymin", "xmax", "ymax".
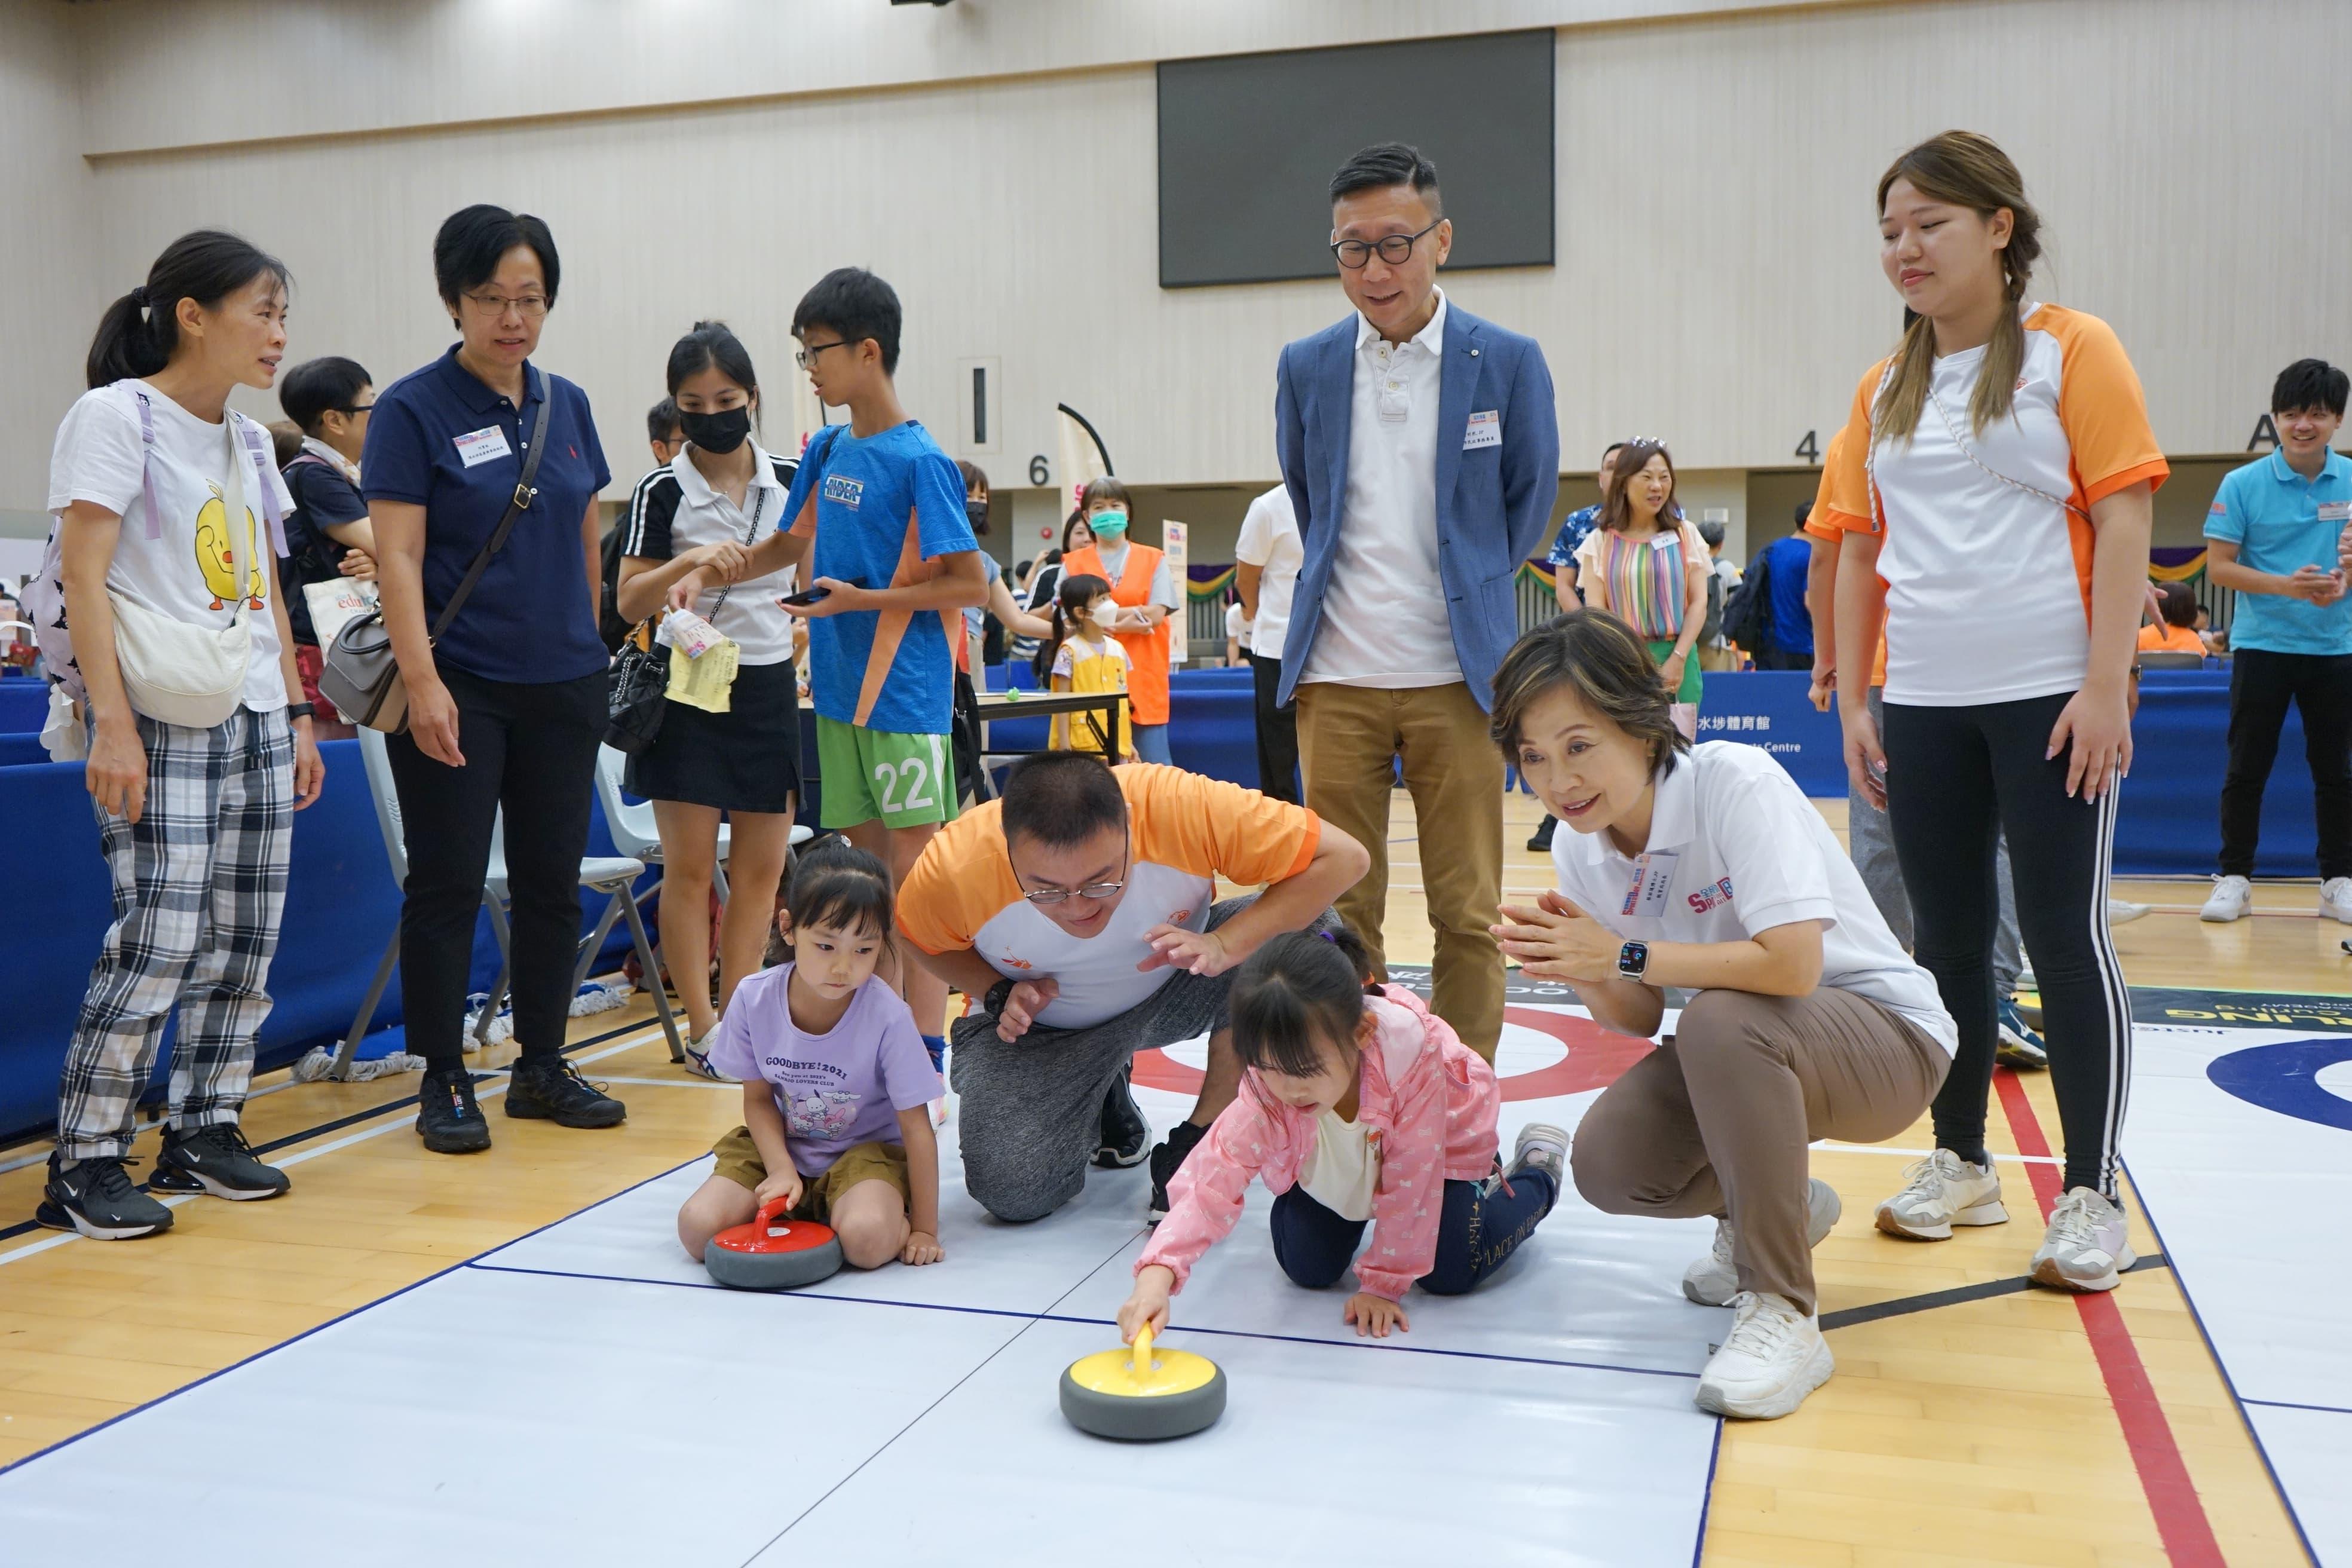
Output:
[{"xmin": 1267, "ymin": 1169, "xmax": 1556, "ymax": 1296}]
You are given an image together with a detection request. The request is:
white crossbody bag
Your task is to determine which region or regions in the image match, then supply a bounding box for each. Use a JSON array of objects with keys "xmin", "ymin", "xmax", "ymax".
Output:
[{"xmin": 110, "ymin": 412, "xmax": 258, "ymax": 728}]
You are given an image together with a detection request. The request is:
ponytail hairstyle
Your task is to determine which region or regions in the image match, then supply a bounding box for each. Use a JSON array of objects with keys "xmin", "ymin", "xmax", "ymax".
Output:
[
  {"xmin": 1318, "ymin": 921, "xmax": 1382, "ymax": 995},
  {"xmin": 1033, "ymin": 571, "xmax": 1111, "ymax": 684},
  {"xmin": 1873, "ymin": 130, "xmax": 2044, "ymax": 442},
  {"xmin": 665, "ymin": 319, "xmax": 760, "ymax": 428},
  {"xmin": 1229, "ymin": 931, "xmax": 1373, "ymax": 1087},
  {"xmin": 87, "ymin": 230, "xmax": 290, "ymax": 389},
  {"xmin": 783, "ymin": 836, "xmax": 895, "ymax": 946},
  {"xmin": 1597, "ymin": 438, "xmax": 1677, "ymax": 537}
]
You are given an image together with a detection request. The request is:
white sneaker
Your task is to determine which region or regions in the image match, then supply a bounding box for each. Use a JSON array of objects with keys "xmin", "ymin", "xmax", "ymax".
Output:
[
  {"xmin": 681, "ymin": 1030, "xmax": 724, "ymax": 1081},
  {"xmin": 2105, "ymin": 898, "xmax": 2151, "ymax": 925},
  {"xmin": 1684, "ymin": 1178, "xmax": 1842, "ymax": 1307},
  {"xmin": 1874, "ymin": 1149, "xmax": 2008, "ymax": 1241},
  {"xmin": 2031, "ymin": 1187, "xmax": 2136, "ymax": 1292},
  {"xmin": 1696, "ymin": 1292, "xmax": 1835, "ymax": 1420},
  {"xmin": 2200, "ymin": 875, "xmax": 2252, "ymax": 923},
  {"xmin": 1501, "ymin": 1121, "xmax": 1570, "ymax": 1197},
  {"xmin": 2322, "ymin": 879, "xmax": 2352, "ymax": 924}
]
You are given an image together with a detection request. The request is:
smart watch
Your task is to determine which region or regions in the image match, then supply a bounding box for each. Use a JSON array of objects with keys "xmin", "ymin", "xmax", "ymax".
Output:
[
  {"xmin": 985, "ymin": 977, "xmax": 1018, "ymax": 1017},
  {"xmin": 1616, "ymin": 940, "xmax": 1651, "ymax": 982}
]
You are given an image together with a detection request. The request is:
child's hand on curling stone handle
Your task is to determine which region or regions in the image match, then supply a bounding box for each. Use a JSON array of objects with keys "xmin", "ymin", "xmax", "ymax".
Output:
[{"xmin": 1120, "ymin": 1265, "xmax": 1175, "ymax": 1343}]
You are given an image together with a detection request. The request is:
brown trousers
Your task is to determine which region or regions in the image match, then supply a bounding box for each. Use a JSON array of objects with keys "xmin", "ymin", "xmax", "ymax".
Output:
[
  {"xmin": 1295, "ymin": 680, "xmax": 1505, "ymax": 1058},
  {"xmin": 1570, "ymin": 986, "xmax": 1950, "ymax": 1315}
]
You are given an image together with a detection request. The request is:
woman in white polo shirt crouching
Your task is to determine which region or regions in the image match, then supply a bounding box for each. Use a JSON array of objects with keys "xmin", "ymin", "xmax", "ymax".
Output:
[{"xmin": 1489, "ymin": 611, "xmax": 1955, "ymax": 1420}]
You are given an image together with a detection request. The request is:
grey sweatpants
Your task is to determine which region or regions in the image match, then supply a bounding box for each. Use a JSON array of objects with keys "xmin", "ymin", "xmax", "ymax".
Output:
[
  {"xmin": 950, "ymin": 898, "xmax": 1251, "ymax": 1223},
  {"xmin": 1571, "ymin": 987, "xmax": 1950, "ymax": 1316},
  {"xmin": 1856, "ymin": 690, "xmax": 2023, "ymax": 996}
]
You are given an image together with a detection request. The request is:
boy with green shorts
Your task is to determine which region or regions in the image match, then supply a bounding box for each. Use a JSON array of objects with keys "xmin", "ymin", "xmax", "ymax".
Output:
[{"xmin": 775, "ymin": 267, "xmax": 987, "ymax": 1067}]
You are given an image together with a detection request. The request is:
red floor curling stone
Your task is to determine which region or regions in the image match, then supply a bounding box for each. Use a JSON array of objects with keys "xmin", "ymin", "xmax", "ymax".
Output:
[
  {"xmin": 1059, "ymin": 1324, "xmax": 1226, "ymax": 1441},
  {"xmin": 704, "ymin": 1198, "xmax": 843, "ymax": 1291}
]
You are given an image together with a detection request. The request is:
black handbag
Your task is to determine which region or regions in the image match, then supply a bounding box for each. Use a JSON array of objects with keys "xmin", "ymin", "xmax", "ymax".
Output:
[
  {"xmin": 604, "ymin": 480, "xmax": 768, "ymax": 752},
  {"xmin": 604, "ymin": 620, "xmax": 670, "ymax": 754}
]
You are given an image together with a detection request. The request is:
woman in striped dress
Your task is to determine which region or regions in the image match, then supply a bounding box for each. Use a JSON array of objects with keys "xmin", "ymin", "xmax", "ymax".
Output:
[{"xmin": 1570, "ymin": 438, "xmax": 1711, "ymax": 737}]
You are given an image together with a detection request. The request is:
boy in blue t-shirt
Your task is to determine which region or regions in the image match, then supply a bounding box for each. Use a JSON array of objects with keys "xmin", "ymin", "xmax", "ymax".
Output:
[
  {"xmin": 678, "ymin": 268, "xmax": 985, "ymax": 1063},
  {"xmin": 2201, "ymin": 357, "xmax": 2352, "ymax": 923}
]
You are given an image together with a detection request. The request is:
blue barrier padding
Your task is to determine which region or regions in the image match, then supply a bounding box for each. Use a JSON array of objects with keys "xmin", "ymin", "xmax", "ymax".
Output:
[
  {"xmin": 0, "ymin": 737, "xmax": 651, "ymax": 1144},
  {"xmin": 0, "ymin": 680, "xmax": 46, "ymax": 735},
  {"xmin": 1691, "ymin": 669, "xmax": 2315, "ymax": 878}
]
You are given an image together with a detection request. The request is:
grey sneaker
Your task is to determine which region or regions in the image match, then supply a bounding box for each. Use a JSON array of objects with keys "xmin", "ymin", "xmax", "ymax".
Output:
[
  {"xmin": 1500, "ymin": 1121, "xmax": 1569, "ymax": 1200},
  {"xmin": 1684, "ymin": 1177, "xmax": 1841, "ymax": 1307}
]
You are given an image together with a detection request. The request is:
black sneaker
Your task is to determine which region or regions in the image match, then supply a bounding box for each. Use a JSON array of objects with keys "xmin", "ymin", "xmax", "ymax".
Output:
[
  {"xmin": 416, "ymin": 1064, "xmax": 492, "ymax": 1154},
  {"xmin": 150, "ymin": 1122, "xmax": 290, "ymax": 1200},
  {"xmin": 1147, "ymin": 1118, "xmax": 1208, "ymax": 1224},
  {"xmin": 37, "ymin": 1153, "xmax": 173, "ymax": 1239},
  {"xmin": 1527, "ymin": 815, "xmax": 1558, "ymax": 853},
  {"xmin": 1095, "ymin": 1067, "xmax": 1150, "ymax": 1169},
  {"xmin": 505, "ymin": 1055, "xmax": 627, "ymax": 1129}
]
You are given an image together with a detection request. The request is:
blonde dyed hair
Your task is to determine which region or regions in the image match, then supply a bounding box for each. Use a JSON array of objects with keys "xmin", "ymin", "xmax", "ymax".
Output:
[{"xmin": 1873, "ymin": 130, "xmax": 2044, "ymax": 442}]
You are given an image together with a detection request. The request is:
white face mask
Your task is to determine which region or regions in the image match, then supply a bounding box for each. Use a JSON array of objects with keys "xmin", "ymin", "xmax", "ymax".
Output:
[{"xmin": 1083, "ymin": 600, "xmax": 1116, "ymax": 629}]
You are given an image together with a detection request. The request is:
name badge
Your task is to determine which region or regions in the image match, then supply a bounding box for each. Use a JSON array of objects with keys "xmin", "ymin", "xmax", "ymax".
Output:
[
  {"xmin": 1621, "ymin": 850, "xmax": 1679, "ymax": 918},
  {"xmin": 1463, "ymin": 409, "xmax": 1501, "ymax": 450},
  {"xmin": 454, "ymin": 425, "xmax": 513, "ymax": 468},
  {"xmin": 2319, "ymin": 500, "xmax": 2351, "ymax": 524}
]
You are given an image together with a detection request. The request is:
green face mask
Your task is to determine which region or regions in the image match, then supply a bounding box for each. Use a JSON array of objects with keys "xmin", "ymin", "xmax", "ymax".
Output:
[{"xmin": 1088, "ymin": 510, "xmax": 1129, "ymax": 537}]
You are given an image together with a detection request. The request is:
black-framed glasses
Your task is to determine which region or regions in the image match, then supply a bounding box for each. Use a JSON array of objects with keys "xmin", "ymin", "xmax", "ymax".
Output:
[
  {"xmin": 795, "ymin": 339, "xmax": 855, "ymax": 370},
  {"xmin": 1330, "ymin": 219, "xmax": 1443, "ymax": 270},
  {"xmin": 1014, "ymin": 829, "xmax": 1131, "ymax": 906},
  {"xmin": 331, "ymin": 403, "xmax": 375, "ymax": 416}
]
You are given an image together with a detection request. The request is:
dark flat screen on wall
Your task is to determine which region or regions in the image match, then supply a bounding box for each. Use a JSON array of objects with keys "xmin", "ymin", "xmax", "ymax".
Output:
[{"xmin": 1156, "ymin": 29, "xmax": 1555, "ymax": 289}]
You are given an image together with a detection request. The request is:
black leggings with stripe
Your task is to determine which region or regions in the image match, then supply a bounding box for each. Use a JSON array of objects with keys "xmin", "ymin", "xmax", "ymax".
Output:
[{"xmin": 1882, "ymin": 693, "xmax": 2130, "ymax": 1198}]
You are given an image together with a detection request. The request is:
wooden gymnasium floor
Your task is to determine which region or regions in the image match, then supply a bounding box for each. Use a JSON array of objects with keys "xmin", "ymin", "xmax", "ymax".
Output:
[{"xmin": 0, "ymin": 789, "xmax": 2339, "ymax": 1565}]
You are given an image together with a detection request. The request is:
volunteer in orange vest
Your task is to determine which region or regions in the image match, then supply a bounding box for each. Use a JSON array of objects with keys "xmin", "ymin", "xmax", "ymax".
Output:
[{"xmin": 1061, "ymin": 477, "xmax": 1182, "ymax": 764}]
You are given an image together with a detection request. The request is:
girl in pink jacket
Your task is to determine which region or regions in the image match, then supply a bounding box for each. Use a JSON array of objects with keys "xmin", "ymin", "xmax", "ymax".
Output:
[{"xmin": 1123, "ymin": 929, "xmax": 1568, "ymax": 1340}]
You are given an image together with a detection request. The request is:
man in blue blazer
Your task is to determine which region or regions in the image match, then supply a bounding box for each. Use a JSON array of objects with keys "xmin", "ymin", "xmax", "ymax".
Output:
[{"xmin": 1274, "ymin": 142, "xmax": 1559, "ymax": 1058}]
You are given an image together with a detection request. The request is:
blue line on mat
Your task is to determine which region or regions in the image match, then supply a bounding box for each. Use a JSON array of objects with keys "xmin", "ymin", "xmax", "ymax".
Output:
[
  {"xmin": 1689, "ymin": 1417, "xmax": 1725, "ymax": 1568},
  {"xmin": 2120, "ymin": 1153, "xmax": 2324, "ymax": 1566},
  {"xmin": 2240, "ymin": 1397, "xmax": 2352, "ymax": 1419},
  {"xmin": 463, "ymin": 1257, "xmax": 1702, "ymax": 1382}
]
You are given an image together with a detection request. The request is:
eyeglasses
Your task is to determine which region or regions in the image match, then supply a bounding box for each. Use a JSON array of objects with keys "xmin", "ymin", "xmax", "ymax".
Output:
[
  {"xmin": 461, "ymin": 292, "xmax": 549, "ymax": 318},
  {"xmin": 1014, "ymin": 831, "xmax": 1130, "ymax": 906},
  {"xmin": 1330, "ymin": 219, "xmax": 1443, "ymax": 270},
  {"xmin": 330, "ymin": 403, "xmax": 375, "ymax": 416},
  {"xmin": 795, "ymin": 339, "xmax": 855, "ymax": 370}
]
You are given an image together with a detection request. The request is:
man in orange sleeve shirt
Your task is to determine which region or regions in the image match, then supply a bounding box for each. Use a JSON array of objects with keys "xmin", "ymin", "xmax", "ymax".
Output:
[{"xmin": 898, "ymin": 754, "xmax": 1369, "ymax": 1224}]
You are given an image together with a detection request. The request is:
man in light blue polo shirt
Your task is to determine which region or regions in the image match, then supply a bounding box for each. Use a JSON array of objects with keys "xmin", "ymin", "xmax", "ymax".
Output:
[{"xmin": 2201, "ymin": 359, "xmax": 2352, "ymax": 923}]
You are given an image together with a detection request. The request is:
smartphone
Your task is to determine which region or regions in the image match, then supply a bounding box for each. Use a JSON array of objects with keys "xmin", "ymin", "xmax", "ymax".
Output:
[{"xmin": 778, "ymin": 575, "xmax": 865, "ymax": 608}]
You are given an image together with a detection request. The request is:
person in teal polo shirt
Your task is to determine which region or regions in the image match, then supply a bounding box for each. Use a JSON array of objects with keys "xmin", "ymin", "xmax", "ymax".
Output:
[{"xmin": 2201, "ymin": 359, "xmax": 2352, "ymax": 923}]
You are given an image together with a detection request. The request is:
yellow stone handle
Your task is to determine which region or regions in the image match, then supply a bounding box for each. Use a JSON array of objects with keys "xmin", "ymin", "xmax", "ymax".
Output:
[{"xmin": 1129, "ymin": 1322, "xmax": 1155, "ymax": 1376}]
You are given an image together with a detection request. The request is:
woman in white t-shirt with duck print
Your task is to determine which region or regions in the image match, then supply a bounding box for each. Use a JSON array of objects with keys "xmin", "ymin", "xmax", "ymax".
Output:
[
  {"xmin": 29, "ymin": 231, "xmax": 326, "ymax": 1241},
  {"xmin": 1825, "ymin": 132, "xmax": 2164, "ymax": 1296}
]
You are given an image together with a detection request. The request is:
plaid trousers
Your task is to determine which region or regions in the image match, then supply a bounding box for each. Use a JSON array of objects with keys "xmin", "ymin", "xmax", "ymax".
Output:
[{"xmin": 56, "ymin": 706, "xmax": 294, "ymax": 1159}]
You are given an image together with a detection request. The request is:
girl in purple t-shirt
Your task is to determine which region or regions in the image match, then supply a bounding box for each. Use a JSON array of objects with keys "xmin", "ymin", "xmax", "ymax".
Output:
[{"xmin": 675, "ymin": 843, "xmax": 944, "ymax": 1269}]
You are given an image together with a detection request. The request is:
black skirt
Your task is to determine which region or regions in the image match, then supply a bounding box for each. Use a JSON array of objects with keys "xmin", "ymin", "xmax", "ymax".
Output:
[{"xmin": 623, "ymin": 656, "xmax": 801, "ymax": 814}]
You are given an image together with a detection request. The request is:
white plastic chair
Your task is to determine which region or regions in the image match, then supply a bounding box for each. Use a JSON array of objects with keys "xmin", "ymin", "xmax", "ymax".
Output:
[
  {"xmin": 330, "ymin": 731, "xmax": 682, "ymax": 1075},
  {"xmin": 590, "ymin": 741, "xmax": 813, "ymax": 971}
]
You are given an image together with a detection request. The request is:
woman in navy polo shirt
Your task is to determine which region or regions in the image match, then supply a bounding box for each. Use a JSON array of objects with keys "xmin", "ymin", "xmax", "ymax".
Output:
[{"xmin": 363, "ymin": 205, "xmax": 625, "ymax": 1154}]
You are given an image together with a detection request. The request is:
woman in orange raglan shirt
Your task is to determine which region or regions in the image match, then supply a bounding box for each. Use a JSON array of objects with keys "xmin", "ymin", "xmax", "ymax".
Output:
[{"xmin": 1824, "ymin": 132, "xmax": 2164, "ymax": 1296}]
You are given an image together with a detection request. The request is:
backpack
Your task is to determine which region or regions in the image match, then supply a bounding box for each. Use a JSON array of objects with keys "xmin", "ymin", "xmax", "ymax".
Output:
[
  {"xmin": 1699, "ymin": 564, "xmax": 1725, "ymax": 644},
  {"xmin": 1720, "ymin": 548, "xmax": 1773, "ymax": 656},
  {"xmin": 598, "ymin": 520, "xmax": 633, "ymax": 653}
]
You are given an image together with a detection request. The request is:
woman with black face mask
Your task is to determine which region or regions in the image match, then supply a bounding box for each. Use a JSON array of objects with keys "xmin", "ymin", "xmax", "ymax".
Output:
[{"xmin": 614, "ymin": 320, "xmax": 807, "ymax": 1065}]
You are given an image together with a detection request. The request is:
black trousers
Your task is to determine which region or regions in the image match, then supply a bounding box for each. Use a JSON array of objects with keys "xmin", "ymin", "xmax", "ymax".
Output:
[
  {"xmin": 1247, "ymin": 653, "xmax": 1301, "ymax": 804},
  {"xmin": 2221, "ymin": 647, "xmax": 2352, "ymax": 879},
  {"xmin": 1881, "ymin": 693, "xmax": 2130, "ymax": 1198},
  {"xmin": 1753, "ymin": 647, "xmax": 1812, "ymax": 672},
  {"xmin": 386, "ymin": 664, "xmax": 605, "ymax": 1071}
]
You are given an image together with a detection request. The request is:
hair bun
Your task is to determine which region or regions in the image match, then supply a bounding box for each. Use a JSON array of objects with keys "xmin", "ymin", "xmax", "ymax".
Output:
[{"xmin": 128, "ymin": 286, "xmax": 149, "ymax": 308}]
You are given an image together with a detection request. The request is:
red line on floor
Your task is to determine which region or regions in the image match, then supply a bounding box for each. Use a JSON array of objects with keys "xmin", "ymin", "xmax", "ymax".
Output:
[{"xmin": 1992, "ymin": 1068, "xmax": 2226, "ymax": 1567}]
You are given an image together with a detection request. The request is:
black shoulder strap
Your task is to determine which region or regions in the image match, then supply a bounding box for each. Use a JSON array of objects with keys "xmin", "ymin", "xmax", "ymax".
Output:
[{"xmin": 429, "ymin": 373, "xmax": 555, "ymax": 644}]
